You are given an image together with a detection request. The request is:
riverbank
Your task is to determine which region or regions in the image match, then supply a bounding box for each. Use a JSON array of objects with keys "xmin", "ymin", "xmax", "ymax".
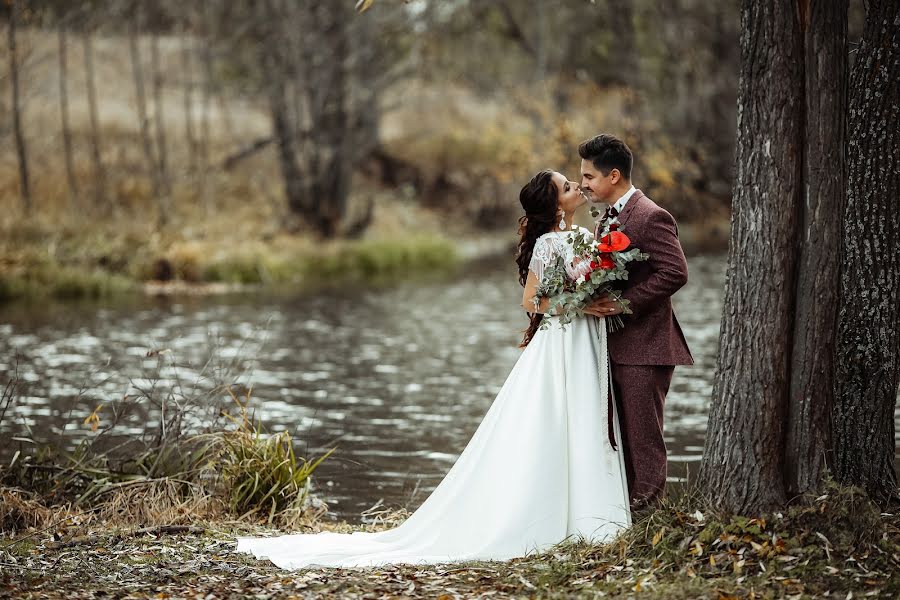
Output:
[
  {"xmin": 0, "ymin": 201, "xmax": 472, "ymax": 303},
  {"xmin": 0, "ymin": 204, "xmax": 728, "ymax": 304},
  {"xmin": 2, "ymin": 482, "xmax": 897, "ymax": 599}
]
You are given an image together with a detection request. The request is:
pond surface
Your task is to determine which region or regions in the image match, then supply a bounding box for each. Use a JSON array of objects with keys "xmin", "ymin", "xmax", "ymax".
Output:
[{"xmin": 1, "ymin": 253, "xmax": 897, "ymax": 522}]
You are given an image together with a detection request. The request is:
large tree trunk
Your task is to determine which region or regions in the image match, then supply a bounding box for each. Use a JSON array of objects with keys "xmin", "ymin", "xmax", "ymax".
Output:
[
  {"xmin": 8, "ymin": 1, "xmax": 32, "ymax": 216},
  {"xmin": 305, "ymin": 2, "xmax": 351, "ymax": 237},
  {"xmin": 58, "ymin": 18, "xmax": 79, "ymax": 209},
  {"xmin": 82, "ymin": 31, "xmax": 107, "ymax": 211},
  {"xmin": 700, "ymin": 0, "xmax": 805, "ymax": 514},
  {"xmin": 784, "ymin": 0, "xmax": 848, "ymax": 498},
  {"xmin": 832, "ymin": 0, "xmax": 900, "ymax": 506},
  {"xmin": 260, "ymin": 0, "xmax": 354, "ymax": 238}
]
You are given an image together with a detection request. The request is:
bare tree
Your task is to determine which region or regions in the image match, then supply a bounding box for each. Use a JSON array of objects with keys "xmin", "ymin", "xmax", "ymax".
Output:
[
  {"xmin": 832, "ymin": 0, "xmax": 900, "ymax": 506},
  {"xmin": 260, "ymin": 0, "xmax": 307, "ymax": 227},
  {"xmin": 179, "ymin": 29, "xmax": 197, "ymax": 173},
  {"xmin": 82, "ymin": 28, "xmax": 108, "ymax": 211},
  {"xmin": 58, "ymin": 14, "xmax": 79, "ymax": 208},
  {"xmin": 7, "ymin": 0, "xmax": 32, "ymax": 216},
  {"xmin": 150, "ymin": 30, "xmax": 171, "ymax": 194},
  {"xmin": 128, "ymin": 4, "xmax": 167, "ymax": 225},
  {"xmin": 607, "ymin": 0, "xmax": 638, "ymax": 84},
  {"xmin": 260, "ymin": 0, "xmax": 352, "ymax": 237},
  {"xmin": 198, "ymin": 0, "xmax": 214, "ymax": 214},
  {"xmin": 700, "ymin": 0, "xmax": 847, "ymax": 513}
]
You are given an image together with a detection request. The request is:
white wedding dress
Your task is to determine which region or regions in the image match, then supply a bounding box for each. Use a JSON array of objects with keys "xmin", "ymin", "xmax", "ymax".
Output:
[{"xmin": 237, "ymin": 227, "xmax": 631, "ymax": 569}]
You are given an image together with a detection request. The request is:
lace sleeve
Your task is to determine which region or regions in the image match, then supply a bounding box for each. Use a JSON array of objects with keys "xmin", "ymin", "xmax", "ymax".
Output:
[{"xmin": 528, "ymin": 235, "xmax": 559, "ymax": 282}]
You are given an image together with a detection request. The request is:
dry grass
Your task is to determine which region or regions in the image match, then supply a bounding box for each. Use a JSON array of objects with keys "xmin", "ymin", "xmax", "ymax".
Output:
[
  {"xmin": 3, "ymin": 480, "xmax": 897, "ymax": 599},
  {"xmin": 91, "ymin": 479, "xmax": 226, "ymax": 529},
  {"xmin": 0, "ymin": 411, "xmax": 335, "ymax": 534},
  {"xmin": 0, "ymin": 487, "xmax": 55, "ymax": 533}
]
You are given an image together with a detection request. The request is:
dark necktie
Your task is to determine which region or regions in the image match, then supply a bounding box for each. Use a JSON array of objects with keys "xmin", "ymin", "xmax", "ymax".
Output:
[{"xmin": 603, "ymin": 206, "xmax": 619, "ymax": 221}]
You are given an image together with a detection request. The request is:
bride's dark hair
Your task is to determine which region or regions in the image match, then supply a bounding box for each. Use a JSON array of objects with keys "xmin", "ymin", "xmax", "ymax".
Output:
[{"xmin": 515, "ymin": 169, "xmax": 559, "ymax": 348}]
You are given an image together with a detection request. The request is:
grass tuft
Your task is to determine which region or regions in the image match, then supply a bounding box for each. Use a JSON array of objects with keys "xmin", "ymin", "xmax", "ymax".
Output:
[{"xmin": 212, "ymin": 390, "xmax": 334, "ymax": 522}]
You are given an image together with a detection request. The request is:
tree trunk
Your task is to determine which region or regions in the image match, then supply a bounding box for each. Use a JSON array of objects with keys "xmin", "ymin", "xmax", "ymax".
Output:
[
  {"xmin": 58, "ymin": 18, "xmax": 79, "ymax": 209},
  {"xmin": 82, "ymin": 31, "xmax": 107, "ymax": 211},
  {"xmin": 8, "ymin": 1, "xmax": 32, "ymax": 216},
  {"xmin": 261, "ymin": 0, "xmax": 308, "ymax": 222},
  {"xmin": 700, "ymin": 0, "xmax": 804, "ymax": 514},
  {"xmin": 199, "ymin": 0, "xmax": 214, "ymax": 214},
  {"xmin": 257, "ymin": 0, "xmax": 372, "ymax": 237},
  {"xmin": 305, "ymin": 2, "xmax": 351, "ymax": 237},
  {"xmin": 179, "ymin": 31, "xmax": 197, "ymax": 173},
  {"xmin": 607, "ymin": 0, "xmax": 638, "ymax": 84},
  {"xmin": 533, "ymin": 0, "xmax": 547, "ymax": 82},
  {"xmin": 150, "ymin": 31, "xmax": 170, "ymax": 195},
  {"xmin": 128, "ymin": 7, "xmax": 166, "ymax": 225},
  {"xmin": 784, "ymin": 0, "xmax": 848, "ymax": 498},
  {"xmin": 832, "ymin": 0, "xmax": 900, "ymax": 506}
]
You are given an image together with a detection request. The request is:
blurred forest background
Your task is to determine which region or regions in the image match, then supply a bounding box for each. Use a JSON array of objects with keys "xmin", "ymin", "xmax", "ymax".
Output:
[{"xmin": 0, "ymin": 0, "xmax": 866, "ymax": 296}]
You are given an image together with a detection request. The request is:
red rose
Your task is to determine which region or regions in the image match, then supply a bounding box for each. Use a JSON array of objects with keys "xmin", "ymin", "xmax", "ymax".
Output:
[
  {"xmin": 609, "ymin": 223, "xmax": 620, "ymax": 231},
  {"xmin": 589, "ymin": 260, "xmax": 599, "ymax": 270},
  {"xmin": 597, "ymin": 231, "xmax": 630, "ymax": 253}
]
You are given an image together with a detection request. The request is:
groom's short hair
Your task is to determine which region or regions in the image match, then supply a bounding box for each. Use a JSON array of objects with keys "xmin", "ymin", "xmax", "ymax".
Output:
[{"xmin": 578, "ymin": 134, "xmax": 633, "ymax": 180}]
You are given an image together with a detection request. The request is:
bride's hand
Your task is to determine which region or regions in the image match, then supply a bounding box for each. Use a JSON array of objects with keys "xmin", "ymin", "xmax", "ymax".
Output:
[{"xmin": 585, "ymin": 296, "xmax": 624, "ymax": 317}]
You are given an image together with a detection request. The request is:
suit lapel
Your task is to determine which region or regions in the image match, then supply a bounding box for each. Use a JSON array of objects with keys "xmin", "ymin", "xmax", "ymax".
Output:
[{"xmin": 617, "ymin": 189, "xmax": 643, "ymax": 231}]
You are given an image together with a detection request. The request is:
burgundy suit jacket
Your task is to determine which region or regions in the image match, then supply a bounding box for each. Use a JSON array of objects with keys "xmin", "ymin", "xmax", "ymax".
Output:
[{"xmin": 594, "ymin": 190, "xmax": 693, "ymax": 366}]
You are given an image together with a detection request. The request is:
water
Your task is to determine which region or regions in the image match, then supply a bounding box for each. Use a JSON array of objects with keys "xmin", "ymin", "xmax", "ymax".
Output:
[{"xmin": 1, "ymin": 254, "xmax": 896, "ymax": 521}]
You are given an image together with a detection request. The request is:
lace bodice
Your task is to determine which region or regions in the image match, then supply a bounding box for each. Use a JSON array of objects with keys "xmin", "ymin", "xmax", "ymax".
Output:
[{"xmin": 528, "ymin": 227, "xmax": 593, "ymax": 281}]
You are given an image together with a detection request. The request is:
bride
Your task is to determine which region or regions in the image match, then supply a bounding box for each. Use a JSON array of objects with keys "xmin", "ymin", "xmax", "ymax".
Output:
[{"xmin": 236, "ymin": 169, "xmax": 631, "ymax": 569}]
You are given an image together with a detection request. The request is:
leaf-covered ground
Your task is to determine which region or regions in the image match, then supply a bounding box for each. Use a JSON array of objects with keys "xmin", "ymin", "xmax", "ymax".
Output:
[{"xmin": 3, "ymin": 485, "xmax": 899, "ymax": 600}]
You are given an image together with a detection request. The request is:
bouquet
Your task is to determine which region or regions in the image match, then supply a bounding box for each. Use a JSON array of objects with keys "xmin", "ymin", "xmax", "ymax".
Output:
[{"xmin": 533, "ymin": 224, "xmax": 648, "ymax": 332}]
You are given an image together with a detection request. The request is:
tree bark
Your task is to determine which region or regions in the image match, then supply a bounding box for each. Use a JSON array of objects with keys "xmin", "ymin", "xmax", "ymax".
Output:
[
  {"xmin": 832, "ymin": 0, "xmax": 900, "ymax": 506},
  {"xmin": 700, "ymin": 0, "xmax": 804, "ymax": 514},
  {"xmin": 82, "ymin": 31, "xmax": 108, "ymax": 210},
  {"xmin": 784, "ymin": 0, "xmax": 848, "ymax": 498},
  {"xmin": 8, "ymin": 1, "xmax": 32, "ymax": 216},
  {"xmin": 58, "ymin": 17, "xmax": 79, "ymax": 209}
]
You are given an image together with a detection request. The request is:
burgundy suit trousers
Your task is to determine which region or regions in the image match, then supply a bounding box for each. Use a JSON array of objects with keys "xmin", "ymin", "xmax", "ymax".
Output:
[{"xmin": 611, "ymin": 362, "xmax": 673, "ymax": 509}]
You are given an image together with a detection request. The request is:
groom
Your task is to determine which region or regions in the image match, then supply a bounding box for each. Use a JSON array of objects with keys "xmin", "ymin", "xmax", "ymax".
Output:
[{"xmin": 579, "ymin": 134, "xmax": 693, "ymax": 512}]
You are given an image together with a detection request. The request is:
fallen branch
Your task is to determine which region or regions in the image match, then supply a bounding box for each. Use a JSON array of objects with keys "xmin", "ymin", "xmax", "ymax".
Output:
[
  {"xmin": 0, "ymin": 561, "xmax": 45, "ymax": 571},
  {"xmin": 221, "ymin": 137, "xmax": 273, "ymax": 171},
  {"xmin": 49, "ymin": 524, "xmax": 205, "ymax": 549}
]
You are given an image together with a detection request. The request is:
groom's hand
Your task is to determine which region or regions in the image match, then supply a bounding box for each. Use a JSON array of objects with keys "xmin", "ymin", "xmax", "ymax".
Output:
[{"xmin": 584, "ymin": 296, "xmax": 624, "ymax": 317}]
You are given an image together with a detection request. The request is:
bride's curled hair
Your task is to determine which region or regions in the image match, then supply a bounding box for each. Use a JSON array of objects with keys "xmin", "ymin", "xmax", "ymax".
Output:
[{"xmin": 516, "ymin": 169, "xmax": 558, "ymax": 348}]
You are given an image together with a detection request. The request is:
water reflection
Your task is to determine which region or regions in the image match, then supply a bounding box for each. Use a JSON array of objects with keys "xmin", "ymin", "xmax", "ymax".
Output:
[{"xmin": 1, "ymin": 254, "xmax": 897, "ymax": 522}]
